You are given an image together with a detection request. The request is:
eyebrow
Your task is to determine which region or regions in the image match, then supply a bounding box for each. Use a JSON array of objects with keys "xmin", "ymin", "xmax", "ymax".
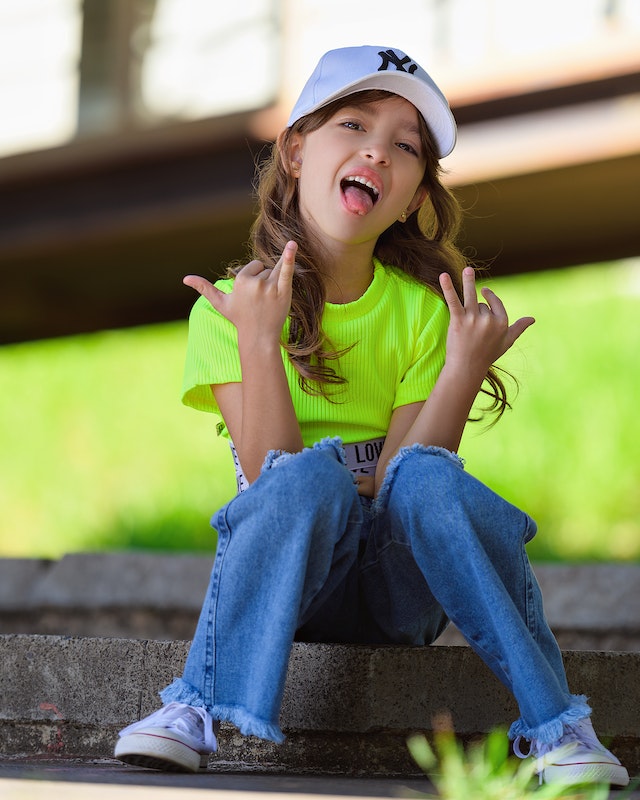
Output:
[
  {"xmin": 392, "ymin": 116, "xmax": 422, "ymax": 140},
  {"xmin": 402, "ymin": 121, "xmax": 421, "ymax": 136}
]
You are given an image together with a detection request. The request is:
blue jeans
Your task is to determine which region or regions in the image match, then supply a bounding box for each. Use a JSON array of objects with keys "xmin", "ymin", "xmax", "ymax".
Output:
[{"xmin": 161, "ymin": 438, "xmax": 590, "ymax": 744}]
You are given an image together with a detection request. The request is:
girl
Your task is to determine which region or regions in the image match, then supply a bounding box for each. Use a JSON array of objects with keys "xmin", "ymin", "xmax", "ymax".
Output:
[{"xmin": 114, "ymin": 45, "xmax": 629, "ymax": 787}]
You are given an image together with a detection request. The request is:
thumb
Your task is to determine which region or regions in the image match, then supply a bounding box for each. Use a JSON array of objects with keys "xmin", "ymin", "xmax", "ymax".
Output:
[
  {"xmin": 506, "ymin": 316, "xmax": 536, "ymax": 348},
  {"xmin": 183, "ymin": 275, "xmax": 227, "ymax": 313}
]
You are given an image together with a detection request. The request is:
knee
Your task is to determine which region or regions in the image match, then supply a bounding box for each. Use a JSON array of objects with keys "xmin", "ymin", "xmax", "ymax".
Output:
[
  {"xmin": 261, "ymin": 438, "xmax": 355, "ymax": 501},
  {"xmin": 378, "ymin": 445, "xmax": 534, "ymax": 552},
  {"xmin": 375, "ymin": 444, "xmax": 465, "ymax": 514},
  {"xmin": 215, "ymin": 442, "xmax": 358, "ymax": 547}
]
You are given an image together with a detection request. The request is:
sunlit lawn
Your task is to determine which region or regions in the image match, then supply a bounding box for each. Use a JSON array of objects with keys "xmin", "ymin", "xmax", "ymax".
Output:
[
  {"xmin": 464, "ymin": 258, "xmax": 640, "ymax": 561},
  {"xmin": 1, "ymin": 259, "xmax": 638, "ymax": 561}
]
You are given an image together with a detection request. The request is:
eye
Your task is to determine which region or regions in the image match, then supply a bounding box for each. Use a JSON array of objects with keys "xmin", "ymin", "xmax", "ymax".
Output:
[
  {"xmin": 397, "ymin": 141, "xmax": 419, "ymax": 156},
  {"xmin": 341, "ymin": 120, "xmax": 364, "ymax": 131}
]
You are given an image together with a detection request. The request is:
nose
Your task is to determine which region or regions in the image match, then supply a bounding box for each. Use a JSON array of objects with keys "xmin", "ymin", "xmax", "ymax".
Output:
[{"xmin": 362, "ymin": 137, "xmax": 391, "ymax": 166}]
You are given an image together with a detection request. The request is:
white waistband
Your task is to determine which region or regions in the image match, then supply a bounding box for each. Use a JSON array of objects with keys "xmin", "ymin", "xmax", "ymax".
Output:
[
  {"xmin": 230, "ymin": 437, "xmax": 385, "ymax": 494},
  {"xmin": 341, "ymin": 437, "xmax": 385, "ymax": 476}
]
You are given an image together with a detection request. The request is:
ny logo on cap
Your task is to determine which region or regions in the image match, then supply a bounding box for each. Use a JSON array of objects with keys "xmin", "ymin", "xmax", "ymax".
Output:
[{"xmin": 377, "ymin": 49, "xmax": 418, "ymax": 74}]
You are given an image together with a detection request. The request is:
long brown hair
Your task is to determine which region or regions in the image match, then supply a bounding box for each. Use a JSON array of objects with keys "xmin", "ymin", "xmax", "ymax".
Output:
[{"xmin": 231, "ymin": 90, "xmax": 512, "ymax": 420}]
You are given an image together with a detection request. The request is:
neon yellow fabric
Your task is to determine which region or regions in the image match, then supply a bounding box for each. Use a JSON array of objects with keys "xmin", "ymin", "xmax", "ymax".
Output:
[{"xmin": 182, "ymin": 259, "xmax": 449, "ymax": 446}]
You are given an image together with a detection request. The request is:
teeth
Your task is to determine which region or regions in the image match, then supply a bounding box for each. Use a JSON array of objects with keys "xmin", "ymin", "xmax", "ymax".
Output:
[{"xmin": 344, "ymin": 176, "xmax": 379, "ymax": 196}]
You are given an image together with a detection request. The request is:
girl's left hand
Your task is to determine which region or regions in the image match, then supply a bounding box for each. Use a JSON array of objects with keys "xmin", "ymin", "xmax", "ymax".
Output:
[{"xmin": 439, "ymin": 267, "xmax": 535, "ymax": 378}]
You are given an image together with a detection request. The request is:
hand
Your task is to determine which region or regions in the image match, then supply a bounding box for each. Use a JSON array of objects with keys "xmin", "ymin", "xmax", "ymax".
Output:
[
  {"xmin": 439, "ymin": 267, "xmax": 535, "ymax": 378},
  {"xmin": 183, "ymin": 241, "xmax": 298, "ymax": 343},
  {"xmin": 354, "ymin": 474, "xmax": 375, "ymax": 498}
]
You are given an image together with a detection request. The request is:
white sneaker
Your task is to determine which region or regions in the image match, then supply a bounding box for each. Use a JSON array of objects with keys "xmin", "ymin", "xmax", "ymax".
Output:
[
  {"xmin": 514, "ymin": 717, "xmax": 629, "ymax": 787},
  {"xmin": 114, "ymin": 702, "xmax": 218, "ymax": 772}
]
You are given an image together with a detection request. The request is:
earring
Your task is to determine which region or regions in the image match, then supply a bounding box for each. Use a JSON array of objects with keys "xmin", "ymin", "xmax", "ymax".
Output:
[{"xmin": 399, "ymin": 210, "xmax": 407, "ymax": 222}]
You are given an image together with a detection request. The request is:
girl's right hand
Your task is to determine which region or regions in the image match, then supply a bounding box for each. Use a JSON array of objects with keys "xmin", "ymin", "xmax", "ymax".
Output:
[{"xmin": 183, "ymin": 240, "xmax": 298, "ymax": 343}]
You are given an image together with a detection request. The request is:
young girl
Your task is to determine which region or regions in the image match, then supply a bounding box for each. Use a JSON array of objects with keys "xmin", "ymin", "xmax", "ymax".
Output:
[{"xmin": 114, "ymin": 45, "xmax": 629, "ymax": 787}]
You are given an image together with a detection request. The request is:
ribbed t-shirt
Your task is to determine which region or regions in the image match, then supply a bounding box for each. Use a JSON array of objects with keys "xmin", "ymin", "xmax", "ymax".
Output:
[{"xmin": 182, "ymin": 258, "xmax": 449, "ymax": 446}]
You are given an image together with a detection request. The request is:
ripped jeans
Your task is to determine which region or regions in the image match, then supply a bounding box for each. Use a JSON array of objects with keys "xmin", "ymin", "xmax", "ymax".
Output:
[{"xmin": 161, "ymin": 438, "xmax": 590, "ymax": 744}]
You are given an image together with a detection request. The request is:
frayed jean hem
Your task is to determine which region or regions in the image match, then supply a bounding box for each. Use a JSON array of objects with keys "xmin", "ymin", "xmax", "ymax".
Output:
[
  {"xmin": 373, "ymin": 443, "xmax": 465, "ymax": 514},
  {"xmin": 160, "ymin": 677, "xmax": 285, "ymax": 744},
  {"xmin": 508, "ymin": 694, "xmax": 591, "ymax": 743},
  {"xmin": 260, "ymin": 436, "xmax": 347, "ymax": 474}
]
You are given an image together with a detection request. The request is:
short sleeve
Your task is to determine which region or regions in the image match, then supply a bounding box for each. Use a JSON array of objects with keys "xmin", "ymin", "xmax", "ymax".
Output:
[
  {"xmin": 392, "ymin": 295, "xmax": 449, "ymax": 409},
  {"xmin": 181, "ymin": 283, "xmax": 241, "ymax": 414}
]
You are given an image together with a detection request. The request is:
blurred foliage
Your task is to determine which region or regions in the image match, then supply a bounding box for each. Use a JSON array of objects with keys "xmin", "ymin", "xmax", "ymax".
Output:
[
  {"xmin": 407, "ymin": 723, "xmax": 613, "ymax": 800},
  {"xmin": 0, "ymin": 259, "xmax": 638, "ymax": 560}
]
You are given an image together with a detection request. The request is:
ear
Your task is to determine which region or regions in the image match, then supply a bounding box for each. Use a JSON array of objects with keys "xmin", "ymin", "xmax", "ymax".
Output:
[
  {"xmin": 280, "ymin": 130, "xmax": 304, "ymax": 176},
  {"xmin": 407, "ymin": 185, "xmax": 428, "ymax": 215}
]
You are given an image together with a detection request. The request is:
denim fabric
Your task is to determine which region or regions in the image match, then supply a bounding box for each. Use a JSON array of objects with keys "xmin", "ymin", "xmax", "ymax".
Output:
[{"xmin": 161, "ymin": 437, "xmax": 590, "ymax": 745}]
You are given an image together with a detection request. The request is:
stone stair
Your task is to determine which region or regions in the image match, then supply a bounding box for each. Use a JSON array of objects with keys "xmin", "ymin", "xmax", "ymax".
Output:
[
  {"xmin": 2, "ymin": 554, "xmax": 638, "ymax": 651},
  {"xmin": 0, "ymin": 555, "xmax": 638, "ymax": 776}
]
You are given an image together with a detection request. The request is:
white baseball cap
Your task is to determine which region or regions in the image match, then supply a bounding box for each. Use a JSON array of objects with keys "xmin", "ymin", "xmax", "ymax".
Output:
[{"xmin": 286, "ymin": 45, "xmax": 457, "ymax": 159}]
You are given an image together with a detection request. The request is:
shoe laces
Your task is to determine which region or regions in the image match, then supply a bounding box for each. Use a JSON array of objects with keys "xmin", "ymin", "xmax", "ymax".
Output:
[
  {"xmin": 513, "ymin": 717, "xmax": 610, "ymax": 783},
  {"xmin": 119, "ymin": 702, "xmax": 218, "ymax": 752},
  {"xmin": 514, "ymin": 717, "xmax": 606, "ymax": 762}
]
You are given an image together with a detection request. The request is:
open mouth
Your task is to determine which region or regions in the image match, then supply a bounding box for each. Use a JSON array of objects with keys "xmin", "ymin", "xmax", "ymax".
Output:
[
  {"xmin": 340, "ymin": 175, "xmax": 380, "ymax": 215},
  {"xmin": 341, "ymin": 176, "xmax": 380, "ymax": 204}
]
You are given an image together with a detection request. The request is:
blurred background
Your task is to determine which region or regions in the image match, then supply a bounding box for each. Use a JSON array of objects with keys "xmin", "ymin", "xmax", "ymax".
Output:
[{"xmin": 0, "ymin": 0, "xmax": 639, "ymax": 561}]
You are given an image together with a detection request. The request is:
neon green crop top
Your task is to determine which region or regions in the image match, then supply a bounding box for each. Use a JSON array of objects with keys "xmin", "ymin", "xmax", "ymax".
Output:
[{"xmin": 182, "ymin": 258, "xmax": 449, "ymax": 446}]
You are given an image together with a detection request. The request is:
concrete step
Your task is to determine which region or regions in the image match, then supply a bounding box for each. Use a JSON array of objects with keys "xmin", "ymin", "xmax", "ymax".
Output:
[
  {"xmin": 1, "ymin": 634, "xmax": 639, "ymax": 777},
  {"xmin": 1, "ymin": 554, "xmax": 639, "ymax": 650}
]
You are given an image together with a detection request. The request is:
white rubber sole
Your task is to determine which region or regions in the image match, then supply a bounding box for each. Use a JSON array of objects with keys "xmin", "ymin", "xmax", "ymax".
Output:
[
  {"xmin": 114, "ymin": 730, "xmax": 209, "ymax": 773},
  {"xmin": 543, "ymin": 760, "xmax": 630, "ymax": 787}
]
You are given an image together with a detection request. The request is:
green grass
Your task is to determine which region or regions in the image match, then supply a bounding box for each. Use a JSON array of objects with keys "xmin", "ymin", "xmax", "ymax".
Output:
[
  {"xmin": 464, "ymin": 258, "xmax": 640, "ymax": 561},
  {"xmin": 1, "ymin": 258, "xmax": 638, "ymax": 561},
  {"xmin": 0, "ymin": 323, "xmax": 235, "ymax": 557}
]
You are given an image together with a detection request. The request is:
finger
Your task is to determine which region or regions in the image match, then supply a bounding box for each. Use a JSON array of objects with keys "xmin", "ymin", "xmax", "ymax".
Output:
[
  {"xmin": 505, "ymin": 316, "xmax": 536, "ymax": 348},
  {"xmin": 183, "ymin": 275, "xmax": 227, "ymax": 311},
  {"xmin": 183, "ymin": 274, "xmax": 215, "ymax": 295},
  {"xmin": 439, "ymin": 272, "xmax": 463, "ymax": 314},
  {"xmin": 272, "ymin": 240, "xmax": 297, "ymax": 271},
  {"xmin": 355, "ymin": 475, "xmax": 375, "ymax": 498},
  {"xmin": 239, "ymin": 259, "xmax": 268, "ymax": 278},
  {"xmin": 280, "ymin": 239, "xmax": 297, "ymax": 279},
  {"xmin": 481, "ymin": 286, "xmax": 508, "ymax": 319},
  {"xmin": 273, "ymin": 240, "xmax": 297, "ymax": 290},
  {"xmin": 461, "ymin": 267, "xmax": 479, "ymax": 310}
]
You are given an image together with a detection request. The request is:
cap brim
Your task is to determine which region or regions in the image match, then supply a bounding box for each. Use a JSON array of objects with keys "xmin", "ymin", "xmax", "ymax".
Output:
[{"xmin": 287, "ymin": 71, "xmax": 457, "ymax": 159}]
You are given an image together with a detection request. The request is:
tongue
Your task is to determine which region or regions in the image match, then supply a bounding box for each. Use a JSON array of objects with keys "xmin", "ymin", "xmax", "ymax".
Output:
[{"xmin": 343, "ymin": 185, "xmax": 374, "ymax": 215}]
